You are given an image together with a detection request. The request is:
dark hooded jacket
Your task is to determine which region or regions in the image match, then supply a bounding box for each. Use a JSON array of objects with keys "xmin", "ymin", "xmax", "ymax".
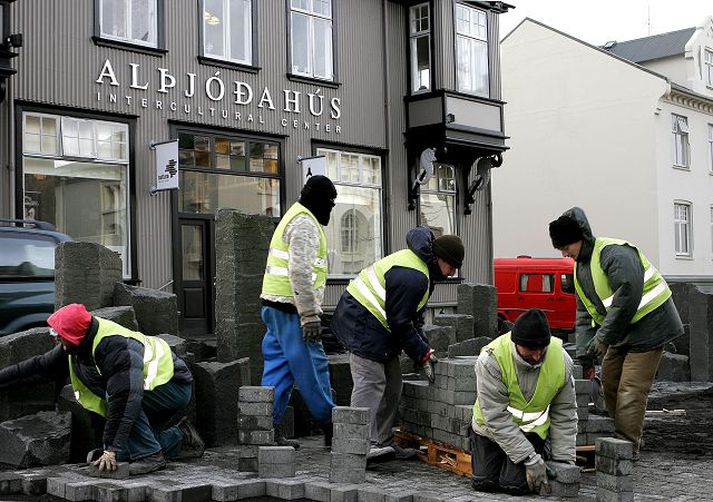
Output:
[
  {"xmin": 330, "ymin": 227, "xmax": 440, "ymax": 363},
  {"xmin": 560, "ymin": 207, "xmax": 683, "ymax": 356},
  {"xmin": 0, "ymin": 318, "xmax": 193, "ymax": 451}
]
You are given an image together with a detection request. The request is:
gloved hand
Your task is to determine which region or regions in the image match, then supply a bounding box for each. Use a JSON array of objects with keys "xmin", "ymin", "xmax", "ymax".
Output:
[
  {"xmin": 93, "ymin": 450, "xmax": 117, "ymax": 472},
  {"xmin": 524, "ymin": 453, "xmax": 547, "ymax": 492},
  {"xmin": 301, "ymin": 315, "xmax": 322, "ymax": 343},
  {"xmin": 421, "ymin": 350, "xmax": 438, "ymax": 383},
  {"xmin": 587, "ymin": 336, "xmax": 608, "ymax": 358}
]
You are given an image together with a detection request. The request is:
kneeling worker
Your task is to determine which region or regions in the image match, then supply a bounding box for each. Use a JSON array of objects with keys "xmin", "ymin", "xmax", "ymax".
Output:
[
  {"xmin": 0, "ymin": 303, "xmax": 204, "ymax": 475},
  {"xmin": 471, "ymin": 308, "xmax": 577, "ymax": 495}
]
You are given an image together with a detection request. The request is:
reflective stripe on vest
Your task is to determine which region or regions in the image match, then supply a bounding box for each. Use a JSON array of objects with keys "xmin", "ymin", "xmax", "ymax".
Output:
[
  {"xmin": 345, "ymin": 249, "xmax": 430, "ymax": 331},
  {"xmin": 68, "ymin": 318, "xmax": 175, "ymax": 418},
  {"xmin": 473, "ymin": 333, "xmax": 566, "ymax": 440},
  {"xmin": 261, "ymin": 202, "xmax": 328, "ymax": 298},
  {"xmin": 574, "ymin": 237, "xmax": 672, "ymax": 326}
]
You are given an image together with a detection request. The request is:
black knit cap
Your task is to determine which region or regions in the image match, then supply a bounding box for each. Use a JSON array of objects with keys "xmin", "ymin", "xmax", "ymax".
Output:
[
  {"xmin": 301, "ymin": 175, "xmax": 337, "ymax": 199},
  {"xmin": 432, "ymin": 235, "xmax": 465, "ymax": 269},
  {"xmin": 511, "ymin": 308, "xmax": 551, "ymax": 348},
  {"xmin": 549, "ymin": 215, "xmax": 583, "ymax": 248}
]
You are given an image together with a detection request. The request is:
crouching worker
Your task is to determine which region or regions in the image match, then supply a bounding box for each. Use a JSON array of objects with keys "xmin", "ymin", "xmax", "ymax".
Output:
[
  {"xmin": 0, "ymin": 303, "xmax": 204, "ymax": 475},
  {"xmin": 471, "ymin": 308, "xmax": 577, "ymax": 495}
]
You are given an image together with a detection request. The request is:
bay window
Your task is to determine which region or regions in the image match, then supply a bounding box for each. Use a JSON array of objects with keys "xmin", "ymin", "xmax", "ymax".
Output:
[
  {"xmin": 456, "ymin": 3, "xmax": 489, "ymax": 97},
  {"xmin": 409, "ymin": 3, "xmax": 431, "ymax": 93}
]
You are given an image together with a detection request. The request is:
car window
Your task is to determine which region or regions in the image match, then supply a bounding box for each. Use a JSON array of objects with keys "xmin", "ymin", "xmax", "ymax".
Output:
[
  {"xmin": 519, "ymin": 273, "xmax": 555, "ymax": 293},
  {"xmin": 561, "ymin": 273, "xmax": 574, "ymax": 294},
  {"xmin": 0, "ymin": 233, "xmax": 56, "ymax": 278}
]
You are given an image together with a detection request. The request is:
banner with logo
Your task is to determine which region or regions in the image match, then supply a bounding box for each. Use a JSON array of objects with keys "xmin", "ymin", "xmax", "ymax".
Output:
[
  {"xmin": 154, "ymin": 140, "xmax": 179, "ymax": 191},
  {"xmin": 300, "ymin": 155, "xmax": 327, "ymax": 184}
]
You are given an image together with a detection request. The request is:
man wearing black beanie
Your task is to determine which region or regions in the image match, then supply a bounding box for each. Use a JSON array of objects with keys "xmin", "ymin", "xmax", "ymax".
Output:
[
  {"xmin": 548, "ymin": 207, "xmax": 683, "ymax": 460},
  {"xmin": 260, "ymin": 175, "xmax": 338, "ymax": 448},
  {"xmin": 471, "ymin": 308, "xmax": 577, "ymax": 495}
]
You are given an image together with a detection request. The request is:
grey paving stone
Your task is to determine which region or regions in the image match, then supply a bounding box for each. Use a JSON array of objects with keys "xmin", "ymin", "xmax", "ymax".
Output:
[
  {"xmin": 596, "ymin": 456, "xmax": 634, "ymax": 476},
  {"xmin": 597, "ymin": 471, "xmax": 634, "ymax": 492},
  {"xmin": 384, "ymin": 492, "xmax": 415, "ymax": 502},
  {"xmin": 237, "ymin": 414, "xmax": 273, "ymax": 431},
  {"xmin": 412, "ymin": 492, "xmax": 448, "ymax": 502},
  {"xmin": 259, "ymin": 446, "xmax": 296, "ymax": 464},
  {"xmin": 0, "ymin": 472, "xmax": 22, "ymax": 494},
  {"xmin": 264, "ymin": 478, "xmax": 306, "ymax": 499},
  {"xmin": 0, "ymin": 411, "xmax": 71, "ymax": 467},
  {"xmin": 596, "ymin": 486, "xmax": 634, "ymax": 502},
  {"xmin": 304, "ymin": 480, "xmax": 332, "ymax": 502},
  {"xmin": 357, "ymin": 486, "xmax": 386, "ymax": 502},
  {"xmin": 259, "ymin": 462, "xmax": 296, "ymax": 478},
  {"xmin": 238, "ymin": 429, "xmax": 274, "ymax": 445},
  {"xmin": 238, "ymin": 457, "xmax": 258, "ymax": 472},
  {"xmin": 211, "ymin": 482, "xmax": 238, "ymax": 502},
  {"xmin": 596, "ymin": 438, "xmax": 634, "ymax": 460},
  {"xmin": 545, "ymin": 479, "xmax": 580, "ymax": 497},
  {"xmin": 330, "ymin": 483, "xmax": 360, "ymax": 502},
  {"xmin": 64, "ymin": 480, "xmax": 97, "ymax": 501},
  {"xmin": 235, "ymin": 479, "xmax": 266, "ymax": 499},
  {"xmin": 21, "ymin": 473, "xmax": 48, "ymax": 496},
  {"xmin": 333, "ymin": 406, "xmax": 370, "ymax": 425},
  {"xmin": 545, "ymin": 460, "xmax": 581, "ymax": 483},
  {"xmin": 334, "ymin": 423, "xmax": 369, "ymax": 439},
  {"xmin": 332, "ymin": 438, "xmax": 369, "ymax": 455},
  {"xmin": 239, "ymin": 386, "xmax": 275, "ymax": 402},
  {"xmin": 238, "ymin": 402, "xmax": 273, "ymax": 417},
  {"xmin": 46, "ymin": 477, "xmax": 67, "ymax": 498}
]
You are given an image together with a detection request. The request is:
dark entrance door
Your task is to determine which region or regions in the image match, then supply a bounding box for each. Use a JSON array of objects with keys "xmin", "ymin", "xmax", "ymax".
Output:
[{"xmin": 177, "ymin": 216, "xmax": 213, "ymax": 335}]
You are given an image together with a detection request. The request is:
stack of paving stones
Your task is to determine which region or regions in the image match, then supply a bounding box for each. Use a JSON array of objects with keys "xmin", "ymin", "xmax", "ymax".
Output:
[
  {"xmin": 400, "ymin": 357, "xmax": 478, "ymax": 452},
  {"xmin": 542, "ymin": 460, "xmax": 581, "ymax": 498},
  {"xmin": 596, "ymin": 438, "xmax": 634, "ymax": 502},
  {"xmin": 330, "ymin": 406, "xmax": 369, "ymax": 484},
  {"xmin": 575, "ymin": 372, "xmax": 615, "ymax": 446},
  {"xmin": 258, "ymin": 446, "xmax": 296, "ymax": 478},
  {"xmin": 237, "ymin": 386, "xmax": 275, "ymax": 472}
]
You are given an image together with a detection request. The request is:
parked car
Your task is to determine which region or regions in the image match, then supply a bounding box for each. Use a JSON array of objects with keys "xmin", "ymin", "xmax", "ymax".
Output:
[
  {"xmin": 0, "ymin": 220, "xmax": 72, "ymax": 336},
  {"xmin": 494, "ymin": 256, "xmax": 576, "ymax": 335}
]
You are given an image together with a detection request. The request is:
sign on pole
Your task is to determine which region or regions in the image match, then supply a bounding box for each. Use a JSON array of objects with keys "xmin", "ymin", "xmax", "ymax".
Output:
[
  {"xmin": 153, "ymin": 140, "xmax": 179, "ymax": 192},
  {"xmin": 300, "ymin": 155, "xmax": 327, "ymax": 183}
]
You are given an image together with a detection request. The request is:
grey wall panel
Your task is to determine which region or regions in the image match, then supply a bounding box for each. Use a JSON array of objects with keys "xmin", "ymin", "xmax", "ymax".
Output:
[
  {"xmin": 488, "ymin": 11, "xmax": 501, "ymax": 100},
  {"xmin": 435, "ymin": 0, "xmax": 455, "ymax": 90}
]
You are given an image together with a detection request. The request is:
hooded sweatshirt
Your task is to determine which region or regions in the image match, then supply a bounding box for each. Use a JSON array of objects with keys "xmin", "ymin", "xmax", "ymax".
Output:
[
  {"xmin": 560, "ymin": 207, "xmax": 683, "ymax": 356},
  {"xmin": 330, "ymin": 227, "xmax": 437, "ymax": 363}
]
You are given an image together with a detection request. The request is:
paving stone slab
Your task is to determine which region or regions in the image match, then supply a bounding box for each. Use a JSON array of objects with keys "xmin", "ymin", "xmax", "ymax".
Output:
[
  {"xmin": 597, "ymin": 471, "xmax": 633, "ymax": 492},
  {"xmin": 333, "ymin": 407, "xmax": 370, "ymax": 425},
  {"xmin": 545, "ymin": 460, "xmax": 581, "ymax": 483},
  {"xmin": 596, "ymin": 456, "xmax": 634, "ymax": 476},
  {"xmin": 238, "ymin": 429, "xmax": 274, "ymax": 445},
  {"xmin": 332, "ymin": 438, "xmax": 370, "ymax": 455},
  {"xmin": 64, "ymin": 480, "xmax": 97, "ymax": 501},
  {"xmin": 304, "ymin": 480, "xmax": 332, "ymax": 502},
  {"xmin": 86, "ymin": 462, "xmax": 130, "ymax": 479},
  {"xmin": 238, "ymin": 402, "xmax": 273, "ymax": 417},
  {"xmin": 264, "ymin": 478, "xmax": 306, "ymax": 499},
  {"xmin": 259, "ymin": 462, "xmax": 296, "ymax": 478},
  {"xmin": 21, "ymin": 473, "xmax": 48, "ymax": 496},
  {"xmin": 239, "ymin": 386, "xmax": 275, "ymax": 402},
  {"xmin": 596, "ymin": 438, "xmax": 634, "ymax": 460},
  {"xmin": 596, "ymin": 486, "xmax": 634, "ymax": 502},
  {"xmin": 0, "ymin": 472, "xmax": 22, "ymax": 494},
  {"xmin": 330, "ymin": 483, "xmax": 360, "ymax": 502}
]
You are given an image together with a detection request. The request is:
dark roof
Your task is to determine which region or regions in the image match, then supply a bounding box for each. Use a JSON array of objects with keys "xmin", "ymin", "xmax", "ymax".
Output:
[{"xmin": 603, "ymin": 27, "xmax": 696, "ymax": 63}]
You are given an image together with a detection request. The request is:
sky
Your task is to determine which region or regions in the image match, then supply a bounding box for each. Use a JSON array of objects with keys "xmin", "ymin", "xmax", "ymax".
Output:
[{"xmin": 499, "ymin": 0, "xmax": 713, "ymax": 45}]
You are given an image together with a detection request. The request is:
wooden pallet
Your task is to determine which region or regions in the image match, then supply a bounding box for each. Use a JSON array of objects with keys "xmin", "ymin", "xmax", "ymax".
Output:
[{"xmin": 395, "ymin": 430, "xmax": 595, "ymax": 476}]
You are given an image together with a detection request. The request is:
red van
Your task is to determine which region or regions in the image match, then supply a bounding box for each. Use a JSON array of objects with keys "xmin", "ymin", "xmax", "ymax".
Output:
[{"xmin": 494, "ymin": 256, "xmax": 576, "ymax": 333}]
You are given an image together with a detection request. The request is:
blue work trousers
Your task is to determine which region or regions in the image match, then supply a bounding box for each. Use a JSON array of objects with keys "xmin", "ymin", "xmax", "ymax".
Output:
[
  {"xmin": 116, "ymin": 380, "xmax": 191, "ymax": 462},
  {"xmin": 260, "ymin": 306, "xmax": 334, "ymax": 425}
]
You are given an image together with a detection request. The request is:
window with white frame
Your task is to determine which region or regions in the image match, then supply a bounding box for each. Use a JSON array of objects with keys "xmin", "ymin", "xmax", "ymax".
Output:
[
  {"xmin": 99, "ymin": 0, "xmax": 158, "ymax": 47},
  {"xmin": 455, "ymin": 3, "xmax": 489, "ymax": 97},
  {"xmin": 22, "ymin": 112, "xmax": 131, "ymax": 277},
  {"xmin": 674, "ymin": 202, "xmax": 692, "ymax": 257},
  {"xmin": 672, "ymin": 114, "xmax": 690, "ymax": 168},
  {"xmin": 708, "ymin": 124, "xmax": 713, "ymax": 173},
  {"xmin": 317, "ymin": 148, "xmax": 382, "ymax": 276},
  {"xmin": 290, "ymin": 0, "xmax": 333, "ymax": 80},
  {"xmin": 705, "ymin": 49, "xmax": 713, "ymax": 87},
  {"xmin": 409, "ymin": 3, "xmax": 431, "ymax": 93},
  {"xmin": 202, "ymin": 0, "xmax": 252, "ymax": 64},
  {"xmin": 419, "ymin": 163, "xmax": 457, "ymax": 237}
]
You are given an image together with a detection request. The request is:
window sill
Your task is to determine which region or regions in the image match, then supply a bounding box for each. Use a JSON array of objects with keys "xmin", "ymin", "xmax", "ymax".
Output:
[
  {"xmin": 92, "ymin": 37, "xmax": 167, "ymax": 56},
  {"xmin": 287, "ymin": 73, "xmax": 341, "ymax": 89},
  {"xmin": 672, "ymin": 165, "xmax": 691, "ymax": 172},
  {"xmin": 197, "ymin": 56, "xmax": 261, "ymax": 74},
  {"xmin": 675, "ymin": 255, "xmax": 694, "ymax": 261}
]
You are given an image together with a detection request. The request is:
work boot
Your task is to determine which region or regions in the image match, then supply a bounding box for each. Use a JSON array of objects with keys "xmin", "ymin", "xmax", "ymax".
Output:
[
  {"xmin": 275, "ymin": 423, "xmax": 300, "ymax": 449},
  {"xmin": 366, "ymin": 445, "xmax": 395, "ymax": 462},
  {"xmin": 321, "ymin": 422, "xmax": 333, "ymax": 448},
  {"xmin": 391, "ymin": 443, "xmax": 418, "ymax": 460},
  {"xmin": 176, "ymin": 417, "xmax": 206, "ymax": 459},
  {"xmin": 129, "ymin": 452, "xmax": 166, "ymax": 476}
]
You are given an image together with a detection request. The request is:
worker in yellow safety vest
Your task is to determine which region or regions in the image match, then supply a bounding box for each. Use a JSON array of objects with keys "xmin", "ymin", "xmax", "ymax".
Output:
[
  {"xmin": 549, "ymin": 207, "xmax": 683, "ymax": 459},
  {"xmin": 0, "ymin": 303, "xmax": 204, "ymax": 475},
  {"xmin": 471, "ymin": 308, "xmax": 577, "ymax": 495}
]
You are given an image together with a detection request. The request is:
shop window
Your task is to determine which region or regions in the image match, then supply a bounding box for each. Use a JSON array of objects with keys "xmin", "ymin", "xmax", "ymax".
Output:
[
  {"xmin": 202, "ymin": 0, "xmax": 252, "ymax": 65},
  {"xmin": 672, "ymin": 114, "xmax": 690, "ymax": 168},
  {"xmin": 22, "ymin": 112, "xmax": 131, "ymax": 278},
  {"xmin": 317, "ymin": 147, "xmax": 383, "ymax": 276},
  {"xmin": 419, "ymin": 163, "xmax": 456, "ymax": 237},
  {"xmin": 98, "ymin": 0, "xmax": 160, "ymax": 48},
  {"xmin": 177, "ymin": 131, "xmax": 281, "ymax": 217},
  {"xmin": 455, "ymin": 2, "xmax": 489, "ymax": 97},
  {"xmin": 289, "ymin": 0, "xmax": 333, "ymax": 80},
  {"xmin": 409, "ymin": 3, "xmax": 431, "ymax": 93}
]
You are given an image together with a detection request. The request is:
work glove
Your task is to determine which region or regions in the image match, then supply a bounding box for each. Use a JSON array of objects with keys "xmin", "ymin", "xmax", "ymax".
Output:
[
  {"xmin": 421, "ymin": 350, "xmax": 438, "ymax": 383},
  {"xmin": 301, "ymin": 315, "xmax": 322, "ymax": 343},
  {"xmin": 524, "ymin": 453, "xmax": 547, "ymax": 492},
  {"xmin": 93, "ymin": 450, "xmax": 117, "ymax": 472},
  {"xmin": 586, "ymin": 336, "xmax": 608, "ymax": 358}
]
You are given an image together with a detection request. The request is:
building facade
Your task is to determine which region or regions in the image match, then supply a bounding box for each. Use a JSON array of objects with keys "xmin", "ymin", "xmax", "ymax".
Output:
[
  {"xmin": 495, "ymin": 17, "xmax": 713, "ymax": 283},
  {"xmin": 1, "ymin": 0, "xmax": 511, "ymax": 335}
]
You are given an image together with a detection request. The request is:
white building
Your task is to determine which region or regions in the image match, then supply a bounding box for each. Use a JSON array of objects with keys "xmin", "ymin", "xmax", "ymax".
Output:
[{"xmin": 494, "ymin": 17, "xmax": 713, "ymax": 282}]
